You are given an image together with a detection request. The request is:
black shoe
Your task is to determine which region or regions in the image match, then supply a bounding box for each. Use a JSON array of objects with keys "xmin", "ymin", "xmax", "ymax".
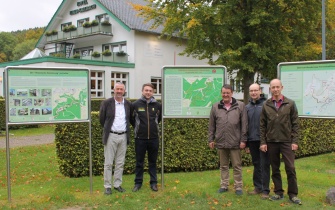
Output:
[
  {"xmin": 132, "ymin": 185, "xmax": 141, "ymax": 192},
  {"xmin": 104, "ymin": 188, "xmax": 112, "ymax": 195},
  {"xmin": 150, "ymin": 184, "xmax": 158, "ymax": 191},
  {"xmin": 114, "ymin": 186, "xmax": 126, "ymax": 193}
]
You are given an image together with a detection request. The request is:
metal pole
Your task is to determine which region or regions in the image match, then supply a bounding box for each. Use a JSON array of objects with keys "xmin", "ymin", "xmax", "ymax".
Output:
[
  {"xmin": 161, "ymin": 118, "xmax": 164, "ymax": 189},
  {"xmin": 322, "ymin": 0, "xmax": 326, "ymax": 60},
  {"xmin": 89, "ymin": 120, "xmax": 93, "ymax": 193},
  {"xmin": 6, "ymin": 123, "xmax": 11, "ymax": 202}
]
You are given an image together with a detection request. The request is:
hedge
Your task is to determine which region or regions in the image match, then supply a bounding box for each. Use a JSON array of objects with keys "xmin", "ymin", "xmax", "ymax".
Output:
[{"xmin": 55, "ymin": 113, "xmax": 335, "ymax": 178}]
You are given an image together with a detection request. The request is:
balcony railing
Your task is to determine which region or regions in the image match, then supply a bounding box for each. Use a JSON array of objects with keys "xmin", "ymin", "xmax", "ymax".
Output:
[
  {"xmin": 45, "ymin": 23, "xmax": 112, "ymax": 42},
  {"xmin": 75, "ymin": 53, "xmax": 128, "ymax": 63}
]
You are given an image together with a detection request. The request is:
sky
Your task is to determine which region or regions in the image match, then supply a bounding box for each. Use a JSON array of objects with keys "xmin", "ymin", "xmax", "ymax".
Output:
[{"xmin": 0, "ymin": 0, "xmax": 63, "ymax": 32}]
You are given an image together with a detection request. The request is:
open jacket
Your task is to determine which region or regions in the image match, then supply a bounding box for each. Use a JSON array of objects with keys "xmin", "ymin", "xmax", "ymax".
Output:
[
  {"xmin": 260, "ymin": 96, "xmax": 300, "ymax": 145},
  {"xmin": 99, "ymin": 97, "xmax": 133, "ymax": 145},
  {"xmin": 208, "ymin": 97, "xmax": 248, "ymax": 149}
]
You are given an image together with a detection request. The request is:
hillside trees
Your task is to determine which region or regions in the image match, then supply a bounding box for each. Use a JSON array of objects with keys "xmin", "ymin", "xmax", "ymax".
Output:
[{"xmin": 132, "ymin": 0, "xmax": 322, "ymax": 102}]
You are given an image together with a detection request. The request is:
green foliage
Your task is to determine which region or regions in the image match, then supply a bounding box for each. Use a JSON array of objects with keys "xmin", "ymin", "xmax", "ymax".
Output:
[
  {"xmin": 12, "ymin": 39, "xmax": 38, "ymax": 60},
  {"xmin": 72, "ymin": 53, "xmax": 81, "ymax": 59},
  {"xmin": 91, "ymin": 51, "xmax": 100, "ymax": 58},
  {"xmin": 91, "ymin": 20, "xmax": 99, "ymax": 26},
  {"xmin": 63, "ymin": 25, "xmax": 77, "ymax": 32},
  {"xmin": 101, "ymin": 20, "xmax": 111, "ymax": 26},
  {"xmin": 82, "ymin": 21, "xmax": 91, "ymax": 28},
  {"xmin": 102, "ymin": 49, "xmax": 112, "ymax": 56},
  {"xmin": 116, "ymin": 51, "xmax": 127, "ymax": 56},
  {"xmin": 91, "ymin": 99, "xmax": 103, "ymax": 111},
  {"xmin": 132, "ymin": 0, "xmax": 321, "ymax": 101},
  {"xmin": 0, "ymin": 99, "xmax": 5, "ymax": 131},
  {"xmin": 0, "ymin": 32, "xmax": 18, "ymax": 61},
  {"xmin": 55, "ymin": 113, "xmax": 335, "ymax": 178}
]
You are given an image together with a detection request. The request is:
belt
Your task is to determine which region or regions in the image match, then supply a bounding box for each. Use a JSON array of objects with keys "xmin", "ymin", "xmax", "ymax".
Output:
[{"xmin": 110, "ymin": 131, "xmax": 127, "ymax": 135}]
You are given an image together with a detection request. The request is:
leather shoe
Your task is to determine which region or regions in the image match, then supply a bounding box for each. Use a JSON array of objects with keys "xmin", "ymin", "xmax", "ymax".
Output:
[
  {"xmin": 150, "ymin": 184, "xmax": 158, "ymax": 192},
  {"xmin": 132, "ymin": 185, "xmax": 141, "ymax": 192},
  {"xmin": 114, "ymin": 186, "xmax": 126, "ymax": 192},
  {"xmin": 104, "ymin": 188, "xmax": 112, "ymax": 195}
]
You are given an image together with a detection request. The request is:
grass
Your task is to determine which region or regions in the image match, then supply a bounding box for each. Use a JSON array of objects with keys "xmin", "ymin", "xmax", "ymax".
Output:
[
  {"xmin": 0, "ymin": 125, "xmax": 55, "ymax": 137},
  {"xmin": 0, "ymin": 127, "xmax": 334, "ymax": 209}
]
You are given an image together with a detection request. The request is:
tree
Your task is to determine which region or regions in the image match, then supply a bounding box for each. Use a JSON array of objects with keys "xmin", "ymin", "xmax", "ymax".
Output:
[
  {"xmin": 0, "ymin": 32, "xmax": 18, "ymax": 62},
  {"xmin": 132, "ymin": 0, "xmax": 321, "ymax": 102},
  {"xmin": 12, "ymin": 39, "xmax": 38, "ymax": 60}
]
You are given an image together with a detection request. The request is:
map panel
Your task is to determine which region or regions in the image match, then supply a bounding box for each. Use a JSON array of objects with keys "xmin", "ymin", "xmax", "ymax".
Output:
[
  {"xmin": 280, "ymin": 61, "xmax": 335, "ymax": 118},
  {"xmin": 163, "ymin": 66, "xmax": 226, "ymax": 118},
  {"xmin": 6, "ymin": 67, "xmax": 89, "ymax": 123}
]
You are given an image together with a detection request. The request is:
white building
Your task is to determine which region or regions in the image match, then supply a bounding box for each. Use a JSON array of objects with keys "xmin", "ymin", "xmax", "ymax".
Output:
[
  {"xmin": 0, "ymin": 0, "xmax": 208, "ymax": 99},
  {"xmin": 0, "ymin": 0, "xmax": 269, "ymax": 100}
]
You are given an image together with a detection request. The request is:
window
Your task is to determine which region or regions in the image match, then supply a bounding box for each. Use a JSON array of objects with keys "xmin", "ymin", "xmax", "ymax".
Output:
[
  {"xmin": 151, "ymin": 78, "xmax": 162, "ymax": 94},
  {"xmin": 111, "ymin": 72, "xmax": 128, "ymax": 97},
  {"xmin": 91, "ymin": 71, "xmax": 104, "ymax": 98},
  {"xmin": 103, "ymin": 42, "xmax": 127, "ymax": 53},
  {"xmin": 96, "ymin": 13, "xmax": 109, "ymax": 22},
  {"xmin": 77, "ymin": 18, "xmax": 89, "ymax": 27},
  {"xmin": 236, "ymin": 80, "xmax": 243, "ymax": 92},
  {"xmin": 74, "ymin": 47, "xmax": 93, "ymax": 57}
]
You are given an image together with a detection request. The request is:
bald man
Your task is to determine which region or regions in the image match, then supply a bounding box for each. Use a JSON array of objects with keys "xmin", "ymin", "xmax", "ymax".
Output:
[
  {"xmin": 246, "ymin": 83, "xmax": 270, "ymax": 199},
  {"xmin": 260, "ymin": 79, "xmax": 301, "ymax": 205}
]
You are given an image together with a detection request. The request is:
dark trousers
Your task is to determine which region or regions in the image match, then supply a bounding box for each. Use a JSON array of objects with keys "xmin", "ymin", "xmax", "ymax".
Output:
[
  {"xmin": 267, "ymin": 142, "xmax": 298, "ymax": 198},
  {"xmin": 249, "ymin": 141, "xmax": 271, "ymax": 194},
  {"xmin": 134, "ymin": 138, "xmax": 159, "ymax": 186}
]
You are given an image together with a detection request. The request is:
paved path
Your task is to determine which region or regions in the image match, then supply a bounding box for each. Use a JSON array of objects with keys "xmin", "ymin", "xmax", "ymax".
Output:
[{"xmin": 0, "ymin": 133, "xmax": 55, "ymax": 148}]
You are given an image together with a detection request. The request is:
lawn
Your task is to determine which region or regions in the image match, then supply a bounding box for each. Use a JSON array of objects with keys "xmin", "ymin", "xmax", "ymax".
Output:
[{"xmin": 0, "ymin": 142, "xmax": 334, "ymax": 209}]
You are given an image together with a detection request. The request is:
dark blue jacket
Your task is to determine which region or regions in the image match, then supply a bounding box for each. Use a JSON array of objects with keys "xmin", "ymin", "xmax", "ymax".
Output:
[{"xmin": 246, "ymin": 96, "xmax": 266, "ymax": 143}]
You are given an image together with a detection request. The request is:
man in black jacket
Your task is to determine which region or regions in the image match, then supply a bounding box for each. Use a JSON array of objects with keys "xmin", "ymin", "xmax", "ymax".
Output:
[
  {"xmin": 246, "ymin": 83, "xmax": 270, "ymax": 199},
  {"xmin": 99, "ymin": 82, "xmax": 133, "ymax": 195},
  {"xmin": 132, "ymin": 83, "xmax": 162, "ymax": 192}
]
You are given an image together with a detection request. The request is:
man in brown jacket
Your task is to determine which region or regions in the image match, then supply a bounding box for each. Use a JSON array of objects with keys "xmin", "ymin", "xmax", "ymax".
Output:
[
  {"xmin": 260, "ymin": 79, "xmax": 301, "ymax": 205},
  {"xmin": 208, "ymin": 84, "xmax": 248, "ymax": 195}
]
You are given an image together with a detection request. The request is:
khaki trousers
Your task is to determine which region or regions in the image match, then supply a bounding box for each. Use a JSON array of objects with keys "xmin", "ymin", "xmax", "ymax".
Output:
[{"xmin": 218, "ymin": 148, "xmax": 243, "ymax": 190}]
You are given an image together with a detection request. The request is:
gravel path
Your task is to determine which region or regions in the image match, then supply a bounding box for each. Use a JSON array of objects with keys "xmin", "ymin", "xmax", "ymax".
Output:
[{"xmin": 0, "ymin": 133, "xmax": 55, "ymax": 148}]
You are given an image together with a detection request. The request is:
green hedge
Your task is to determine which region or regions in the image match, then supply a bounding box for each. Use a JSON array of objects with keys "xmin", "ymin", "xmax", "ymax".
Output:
[
  {"xmin": 0, "ymin": 99, "xmax": 5, "ymax": 131},
  {"xmin": 55, "ymin": 113, "xmax": 335, "ymax": 178}
]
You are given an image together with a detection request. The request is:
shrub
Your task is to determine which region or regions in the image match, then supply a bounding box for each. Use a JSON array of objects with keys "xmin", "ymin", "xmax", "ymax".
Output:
[
  {"xmin": 72, "ymin": 53, "xmax": 81, "ymax": 59},
  {"xmin": 116, "ymin": 51, "xmax": 127, "ymax": 56},
  {"xmin": 91, "ymin": 20, "xmax": 99, "ymax": 26},
  {"xmin": 83, "ymin": 21, "xmax": 91, "ymax": 28},
  {"xmin": 102, "ymin": 49, "xmax": 112, "ymax": 56},
  {"xmin": 91, "ymin": 51, "xmax": 100, "ymax": 58}
]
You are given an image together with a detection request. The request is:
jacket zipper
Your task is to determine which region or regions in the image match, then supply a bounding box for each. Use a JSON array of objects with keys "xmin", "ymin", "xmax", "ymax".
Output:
[{"xmin": 146, "ymin": 103, "xmax": 150, "ymax": 139}]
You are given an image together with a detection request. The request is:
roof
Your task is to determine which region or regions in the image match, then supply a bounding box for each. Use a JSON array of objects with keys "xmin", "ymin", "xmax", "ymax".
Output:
[
  {"xmin": 97, "ymin": 0, "xmax": 164, "ymax": 34},
  {"xmin": 20, "ymin": 48, "xmax": 47, "ymax": 60}
]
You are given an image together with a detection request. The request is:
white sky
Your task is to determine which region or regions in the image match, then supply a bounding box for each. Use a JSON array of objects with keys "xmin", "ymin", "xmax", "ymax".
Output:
[{"xmin": 0, "ymin": 0, "xmax": 63, "ymax": 32}]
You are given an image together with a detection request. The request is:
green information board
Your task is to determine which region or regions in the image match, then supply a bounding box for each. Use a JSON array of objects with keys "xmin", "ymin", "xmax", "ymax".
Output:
[
  {"xmin": 279, "ymin": 60, "xmax": 335, "ymax": 118},
  {"xmin": 162, "ymin": 65, "xmax": 226, "ymax": 118},
  {"xmin": 5, "ymin": 67, "xmax": 90, "ymax": 123}
]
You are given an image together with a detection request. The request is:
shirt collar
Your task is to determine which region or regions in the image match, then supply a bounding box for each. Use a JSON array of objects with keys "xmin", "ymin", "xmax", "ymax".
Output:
[
  {"xmin": 271, "ymin": 95, "xmax": 284, "ymax": 102},
  {"xmin": 115, "ymin": 98, "xmax": 124, "ymax": 105}
]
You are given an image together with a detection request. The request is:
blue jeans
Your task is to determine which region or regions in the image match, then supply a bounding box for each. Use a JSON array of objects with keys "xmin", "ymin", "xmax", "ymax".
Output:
[{"xmin": 134, "ymin": 138, "xmax": 159, "ymax": 186}]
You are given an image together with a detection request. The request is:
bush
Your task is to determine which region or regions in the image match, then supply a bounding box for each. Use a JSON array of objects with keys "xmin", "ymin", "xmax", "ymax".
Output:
[
  {"xmin": 82, "ymin": 21, "xmax": 91, "ymax": 28},
  {"xmin": 91, "ymin": 51, "xmax": 100, "ymax": 58},
  {"xmin": 102, "ymin": 49, "xmax": 111, "ymax": 56},
  {"xmin": 116, "ymin": 51, "xmax": 127, "ymax": 56},
  {"xmin": 72, "ymin": 53, "xmax": 81, "ymax": 59},
  {"xmin": 91, "ymin": 20, "xmax": 99, "ymax": 26}
]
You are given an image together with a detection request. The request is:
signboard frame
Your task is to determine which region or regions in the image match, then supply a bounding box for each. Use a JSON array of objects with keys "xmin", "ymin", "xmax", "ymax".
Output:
[
  {"xmin": 3, "ymin": 66, "xmax": 93, "ymax": 201},
  {"xmin": 278, "ymin": 60, "xmax": 335, "ymax": 119},
  {"xmin": 162, "ymin": 65, "xmax": 226, "ymax": 118}
]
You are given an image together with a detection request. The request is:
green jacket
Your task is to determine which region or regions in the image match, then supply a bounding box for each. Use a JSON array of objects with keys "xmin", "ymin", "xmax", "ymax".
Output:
[{"xmin": 260, "ymin": 96, "xmax": 300, "ymax": 145}]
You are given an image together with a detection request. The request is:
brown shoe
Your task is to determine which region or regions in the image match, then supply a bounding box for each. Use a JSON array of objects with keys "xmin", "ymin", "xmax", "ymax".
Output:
[
  {"xmin": 261, "ymin": 193, "xmax": 270, "ymax": 199},
  {"xmin": 248, "ymin": 189, "xmax": 261, "ymax": 195}
]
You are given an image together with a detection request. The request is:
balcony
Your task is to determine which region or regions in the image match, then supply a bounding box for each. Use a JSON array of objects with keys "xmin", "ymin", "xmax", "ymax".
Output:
[{"xmin": 45, "ymin": 23, "xmax": 112, "ymax": 43}]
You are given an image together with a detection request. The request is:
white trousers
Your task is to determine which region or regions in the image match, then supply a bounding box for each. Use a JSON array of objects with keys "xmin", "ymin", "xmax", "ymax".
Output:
[{"xmin": 103, "ymin": 133, "xmax": 127, "ymax": 188}]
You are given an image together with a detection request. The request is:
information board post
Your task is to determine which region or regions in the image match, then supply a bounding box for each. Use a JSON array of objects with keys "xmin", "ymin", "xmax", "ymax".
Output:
[
  {"xmin": 279, "ymin": 60, "xmax": 335, "ymax": 119},
  {"xmin": 4, "ymin": 66, "xmax": 92, "ymax": 201},
  {"xmin": 161, "ymin": 65, "xmax": 226, "ymax": 188}
]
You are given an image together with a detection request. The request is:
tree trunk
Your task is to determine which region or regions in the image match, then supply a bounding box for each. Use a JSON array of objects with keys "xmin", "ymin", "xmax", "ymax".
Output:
[{"xmin": 242, "ymin": 71, "xmax": 255, "ymax": 104}]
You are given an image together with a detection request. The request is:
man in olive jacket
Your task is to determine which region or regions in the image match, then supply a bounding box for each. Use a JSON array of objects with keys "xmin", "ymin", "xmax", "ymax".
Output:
[
  {"xmin": 208, "ymin": 84, "xmax": 248, "ymax": 195},
  {"xmin": 260, "ymin": 79, "xmax": 301, "ymax": 205}
]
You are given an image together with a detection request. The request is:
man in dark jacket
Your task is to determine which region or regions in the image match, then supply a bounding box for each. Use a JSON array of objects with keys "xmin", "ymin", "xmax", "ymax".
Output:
[
  {"xmin": 260, "ymin": 79, "xmax": 301, "ymax": 205},
  {"xmin": 99, "ymin": 82, "xmax": 133, "ymax": 195},
  {"xmin": 246, "ymin": 83, "xmax": 270, "ymax": 199},
  {"xmin": 132, "ymin": 83, "xmax": 162, "ymax": 192}
]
